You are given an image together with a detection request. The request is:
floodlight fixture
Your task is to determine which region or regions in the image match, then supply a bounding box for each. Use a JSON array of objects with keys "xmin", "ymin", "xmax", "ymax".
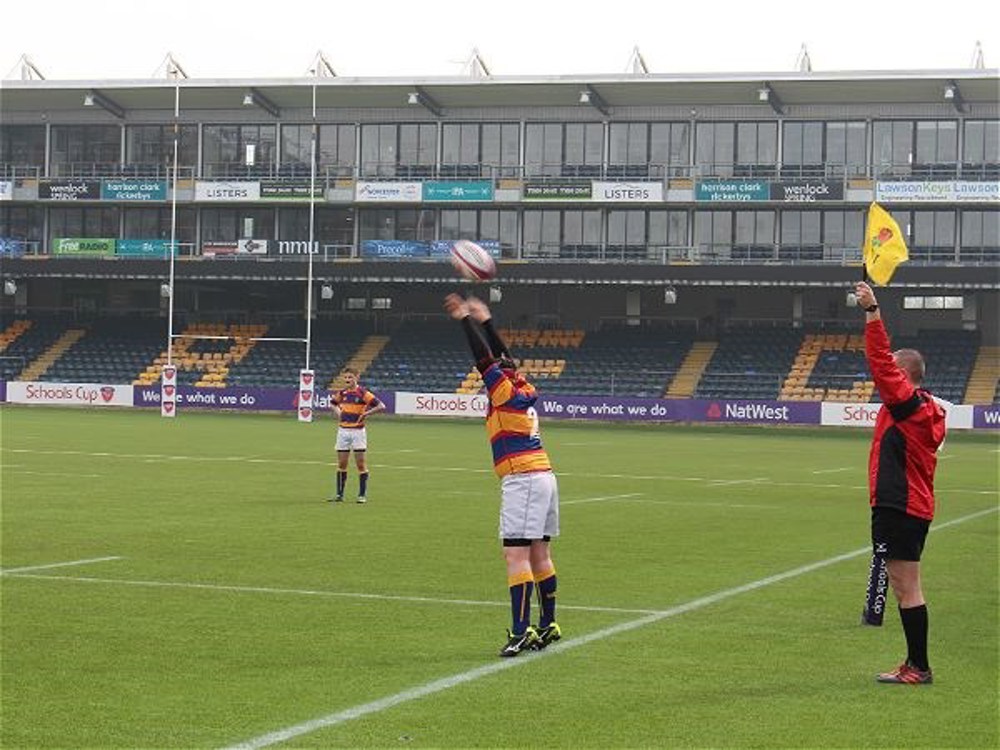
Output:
[
  {"xmin": 406, "ymin": 87, "xmax": 442, "ymax": 117},
  {"xmin": 242, "ymin": 88, "xmax": 281, "ymax": 118},
  {"xmin": 757, "ymin": 83, "xmax": 784, "ymax": 115},
  {"xmin": 579, "ymin": 86, "xmax": 610, "ymax": 116},
  {"xmin": 83, "ymin": 89, "xmax": 124, "ymax": 118}
]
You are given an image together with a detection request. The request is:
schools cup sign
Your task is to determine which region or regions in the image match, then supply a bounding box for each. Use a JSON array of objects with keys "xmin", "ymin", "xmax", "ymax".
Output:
[
  {"xmin": 161, "ymin": 364, "xmax": 177, "ymax": 418},
  {"xmin": 298, "ymin": 369, "xmax": 315, "ymax": 422}
]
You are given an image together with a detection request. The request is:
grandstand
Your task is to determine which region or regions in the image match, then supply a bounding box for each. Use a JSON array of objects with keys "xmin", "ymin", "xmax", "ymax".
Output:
[{"xmin": 0, "ymin": 67, "xmax": 997, "ymax": 404}]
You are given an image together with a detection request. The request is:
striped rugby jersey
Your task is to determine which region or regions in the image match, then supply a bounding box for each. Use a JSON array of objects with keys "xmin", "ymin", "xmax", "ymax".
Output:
[
  {"xmin": 332, "ymin": 386, "xmax": 380, "ymax": 429},
  {"xmin": 482, "ymin": 362, "xmax": 552, "ymax": 477}
]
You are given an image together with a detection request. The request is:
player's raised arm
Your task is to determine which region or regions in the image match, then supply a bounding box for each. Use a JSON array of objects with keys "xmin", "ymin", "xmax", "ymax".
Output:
[
  {"xmin": 467, "ymin": 296, "xmax": 512, "ymax": 360},
  {"xmin": 856, "ymin": 281, "xmax": 915, "ymax": 406},
  {"xmin": 445, "ymin": 293, "xmax": 494, "ymax": 368}
]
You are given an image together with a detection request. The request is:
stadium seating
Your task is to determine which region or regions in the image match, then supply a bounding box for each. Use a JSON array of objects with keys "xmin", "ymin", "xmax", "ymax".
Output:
[
  {"xmin": 42, "ymin": 317, "xmax": 165, "ymax": 385},
  {"xmin": 363, "ymin": 320, "xmax": 475, "ymax": 394},
  {"xmin": 695, "ymin": 326, "xmax": 804, "ymax": 400},
  {"xmin": 0, "ymin": 316, "xmax": 84, "ymax": 381}
]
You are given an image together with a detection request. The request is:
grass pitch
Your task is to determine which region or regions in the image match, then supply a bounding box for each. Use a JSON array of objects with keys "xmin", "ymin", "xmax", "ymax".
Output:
[{"xmin": 2, "ymin": 406, "xmax": 997, "ymax": 748}]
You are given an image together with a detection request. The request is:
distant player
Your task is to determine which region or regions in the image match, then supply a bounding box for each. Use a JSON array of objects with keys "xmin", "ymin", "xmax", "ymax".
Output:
[
  {"xmin": 444, "ymin": 293, "xmax": 562, "ymax": 657},
  {"xmin": 329, "ymin": 368, "xmax": 384, "ymax": 504},
  {"xmin": 856, "ymin": 281, "xmax": 946, "ymax": 685}
]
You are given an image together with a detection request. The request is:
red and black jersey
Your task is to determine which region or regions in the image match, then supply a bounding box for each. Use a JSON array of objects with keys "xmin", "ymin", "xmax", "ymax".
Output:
[{"xmin": 865, "ymin": 319, "xmax": 946, "ymax": 521}]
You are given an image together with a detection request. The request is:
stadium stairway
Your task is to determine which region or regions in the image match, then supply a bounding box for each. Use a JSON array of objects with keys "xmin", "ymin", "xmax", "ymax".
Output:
[
  {"xmin": 963, "ymin": 346, "xmax": 1000, "ymax": 404},
  {"xmin": 18, "ymin": 328, "xmax": 86, "ymax": 381},
  {"xmin": 665, "ymin": 341, "xmax": 716, "ymax": 398},
  {"xmin": 328, "ymin": 335, "xmax": 390, "ymax": 390}
]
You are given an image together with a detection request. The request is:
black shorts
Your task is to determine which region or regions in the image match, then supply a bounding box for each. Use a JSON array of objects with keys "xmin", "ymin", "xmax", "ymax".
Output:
[{"xmin": 871, "ymin": 506, "xmax": 930, "ymax": 562}]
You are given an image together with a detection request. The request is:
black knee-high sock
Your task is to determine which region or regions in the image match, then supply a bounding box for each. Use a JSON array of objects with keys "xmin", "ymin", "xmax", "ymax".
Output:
[
  {"xmin": 899, "ymin": 604, "xmax": 929, "ymax": 671},
  {"xmin": 359, "ymin": 471, "xmax": 369, "ymax": 496},
  {"xmin": 336, "ymin": 471, "xmax": 347, "ymax": 496}
]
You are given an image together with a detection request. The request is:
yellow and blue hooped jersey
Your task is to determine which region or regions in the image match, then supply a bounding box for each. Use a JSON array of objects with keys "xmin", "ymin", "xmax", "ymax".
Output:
[{"xmin": 482, "ymin": 362, "xmax": 552, "ymax": 477}]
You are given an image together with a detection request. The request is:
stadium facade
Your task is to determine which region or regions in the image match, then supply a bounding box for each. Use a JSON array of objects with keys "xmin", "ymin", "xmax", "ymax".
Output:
[{"xmin": 1, "ymin": 67, "xmax": 998, "ymax": 340}]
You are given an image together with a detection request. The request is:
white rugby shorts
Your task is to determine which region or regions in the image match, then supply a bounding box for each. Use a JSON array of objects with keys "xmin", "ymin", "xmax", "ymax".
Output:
[
  {"xmin": 499, "ymin": 470, "xmax": 560, "ymax": 540},
  {"xmin": 335, "ymin": 427, "xmax": 367, "ymax": 452}
]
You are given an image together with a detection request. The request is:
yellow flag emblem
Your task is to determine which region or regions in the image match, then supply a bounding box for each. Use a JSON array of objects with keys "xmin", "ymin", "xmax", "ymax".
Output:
[{"xmin": 862, "ymin": 202, "xmax": 909, "ymax": 286}]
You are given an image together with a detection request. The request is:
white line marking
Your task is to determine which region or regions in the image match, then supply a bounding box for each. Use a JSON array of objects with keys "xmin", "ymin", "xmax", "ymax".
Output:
[
  {"xmin": 7, "ymin": 469, "xmax": 104, "ymax": 478},
  {"xmin": 222, "ymin": 505, "xmax": 999, "ymax": 749},
  {"xmin": 561, "ymin": 492, "xmax": 644, "ymax": 506},
  {"xmin": 5, "ymin": 448, "xmax": 996, "ymax": 496},
  {"xmin": 812, "ymin": 467, "xmax": 853, "ymax": 475},
  {"xmin": 0, "ymin": 574, "xmax": 659, "ymax": 616},
  {"xmin": 707, "ymin": 477, "xmax": 769, "ymax": 487},
  {"xmin": 0, "ymin": 556, "xmax": 122, "ymax": 575}
]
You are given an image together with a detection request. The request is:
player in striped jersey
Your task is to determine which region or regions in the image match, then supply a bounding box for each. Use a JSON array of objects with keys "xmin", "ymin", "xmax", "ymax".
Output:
[
  {"xmin": 329, "ymin": 368, "xmax": 384, "ymax": 504},
  {"xmin": 444, "ymin": 293, "xmax": 562, "ymax": 657}
]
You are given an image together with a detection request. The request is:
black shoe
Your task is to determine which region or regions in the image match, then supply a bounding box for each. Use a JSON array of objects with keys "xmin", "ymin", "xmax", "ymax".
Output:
[
  {"xmin": 531, "ymin": 622, "xmax": 562, "ymax": 650},
  {"xmin": 498, "ymin": 627, "xmax": 538, "ymax": 657}
]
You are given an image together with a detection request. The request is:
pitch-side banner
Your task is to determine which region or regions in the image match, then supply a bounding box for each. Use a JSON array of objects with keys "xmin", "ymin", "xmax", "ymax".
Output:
[
  {"xmin": 6, "ymin": 381, "xmax": 133, "ymax": 406},
  {"xmin": 820, "ymin": 401, "xmax": 974, "ymax": 429},
  {"xmin": 396, "ymin": 392, "xmax": 821, "ymax": 424}
]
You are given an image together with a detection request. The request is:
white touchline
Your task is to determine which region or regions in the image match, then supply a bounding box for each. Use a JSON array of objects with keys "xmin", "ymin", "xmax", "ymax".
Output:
[
  {"xmin": 2, "ymin": 574, "xmax": 660, "ymax": 616},
  {"xmin": 0, "ymin": 556, "xmax": 122, "ymax": 575},
  {"xmin": 812, "ymin": 467, "xmax": 853, "ymax": 474},
  {"xmin": 5, "ymin": 448, "xmax": 996, "ymax": 496},
  {"xmin": 221, "ymin": 505, "xmax": 999, "ymax": 750},
  {"xmin": 561, "ymin": 492, "xmax": 644, "ymax": 506}
]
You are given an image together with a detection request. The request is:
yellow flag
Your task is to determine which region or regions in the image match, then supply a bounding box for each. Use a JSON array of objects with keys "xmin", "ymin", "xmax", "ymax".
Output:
[{"xmin": 863, "ymin": 202, "xmax": 909, "ymax": 286}]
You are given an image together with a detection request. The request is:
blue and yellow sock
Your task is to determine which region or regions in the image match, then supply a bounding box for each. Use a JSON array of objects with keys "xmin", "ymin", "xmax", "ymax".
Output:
[
  {"xmin": 507, "ymin": 570, "xmax": 534, "ymax": 635},
  {"xmin": 534, "ymin": 567, "xmax": 557, "ymax": 628},
  {"xmin": 359, "ymin": 471, "xmax": 369, "ymax": 496}
]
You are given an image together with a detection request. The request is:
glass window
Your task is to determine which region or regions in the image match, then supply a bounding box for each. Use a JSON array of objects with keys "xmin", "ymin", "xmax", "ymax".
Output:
[
  {"xmin": 782, "ymin": 122, "xmax": 824, "ymax": 171},
  {"xmin": 915, "ymin": 121, "xmax": 958, "ymax": 164},
  {"xmin": 524, "ymin": 124, "xmax": 562, "ymax": 177},
  {"xmin": 201, "ymin": 207, "xmax": 275, "ymax": 241},
  {"xmin": 608, "ymin": 210, "xmax": 647, "ymax": 246},
  {"xmin": 50, "ymin": 125, "xmax": 121, "ymax": 175},
  {"xmin": 563, "ymin": 123, "xmax": 603, "ymax": 173},
  {"xmin": 734, "ymin": 211, "xmax": 775, "ymax": 246},
  {"xmin": 48, "ymin": 206, "xmax": 120, "ymax": 243},
  {"xmin": 0, "ymin": 205, "xmax": 44, "ymax": 243},
  {"xmin": 480, "ymin": 123, "xmax": 519, "ymax": 177},
  {"xmin": 123, "ymin": 207, "xmax": 195, "ymax": 243},
  {"xmin": 0, "ymin": 125, "xmax": 46, "ymax": 168},
  {"xmin": 398, "ymin": 124, "xmax": 436, "ymax": 171},
  {"xmin": 359, "ymin": 124, "xmax": 397, "ymax": 177},
  {"xmin": 962, "ymin": 120, "xmax": 1000, "ymax": 169},
  {"xmin": 824, "ymin": 122, "xmax": 866, "ymax": 175},
  {"xmin": 822, "ymin": 210, "xmax": 864, "ymax": 249},
  {"xmin": 695, "ymin": 123, "xmax": 735, "ymax": 177},
  {"xmin": 694, "ymin": 211, "xmax": 733, "ymax": 249},
  {"xmin": 317, "ymin": 124, "xmax": 356, "ymax": 175},
  {"xmin": 126, "ymin": 125, "xmax": 197, "ymax": 172},
  {"xmin": 203, "ymin": 125, "xmax": 276, "ymax": 177},
  {"xmin": 781, "ymin": 211, "xmax": 822, "ymax": 246},
  {"xmin": 648, "ymin": 210, "xmax": 688, "ymax": 247},
  {"xmin": 478, "ymin": 209, "xmax": 518, "ymax": 257},
  {"xmin": 735, "ymin": 122, "xmax": 777, "ymax": 174},
  {"xmin": 873, "ymin": 121, "xmax": 914, "ymax": 176}
]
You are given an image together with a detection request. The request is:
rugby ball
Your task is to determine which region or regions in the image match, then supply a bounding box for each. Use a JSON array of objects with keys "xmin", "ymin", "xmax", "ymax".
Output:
[{"xmin": 449, "ymin": 240, "xmax": 496, "ymax": 281}]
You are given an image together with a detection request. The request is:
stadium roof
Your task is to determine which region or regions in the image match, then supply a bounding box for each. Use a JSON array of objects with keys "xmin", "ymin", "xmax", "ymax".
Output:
[{"xmin": 2, "ymin": 69, "xmax": 998, "ymax": 114}]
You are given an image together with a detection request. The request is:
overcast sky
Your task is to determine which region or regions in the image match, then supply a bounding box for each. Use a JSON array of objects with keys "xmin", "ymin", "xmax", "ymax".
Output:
[{"xmin": 2, "ymin": 0, "xmax": 996, "ymax": 81}]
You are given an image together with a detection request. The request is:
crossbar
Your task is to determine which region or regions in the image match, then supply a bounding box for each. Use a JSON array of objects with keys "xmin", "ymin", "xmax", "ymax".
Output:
[{"xmin": 171, "ymin": 334, "xmax": 307, "ymax": 343}]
